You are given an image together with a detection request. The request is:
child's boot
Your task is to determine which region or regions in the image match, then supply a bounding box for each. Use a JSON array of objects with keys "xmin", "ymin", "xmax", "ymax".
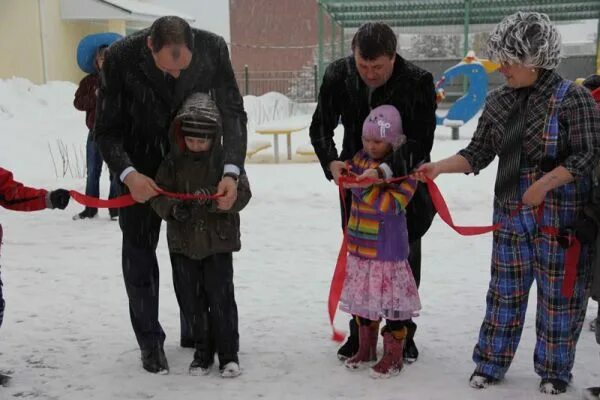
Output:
[
  {"xmin": 189, "ymin": 350, "xmax": 214, "ymax": 376},
  {"xmin": 345, "ymin": 318, "xmax": 378, "ymax": 369},
  {"xmin": 219, "ymin": 353, "xmax": 241, "ymax": 378},
  {"xmin": 370, "ymin": 327, "xmax": 406, "ymax": 378}
]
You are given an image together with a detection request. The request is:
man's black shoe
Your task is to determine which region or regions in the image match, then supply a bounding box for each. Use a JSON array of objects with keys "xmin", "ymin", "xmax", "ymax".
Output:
[
  {"xmin": 336, "ymin": 318, "xmax": 359, "ymax": 361},
  {"xmin": 141, "ymin": 346, "xmax": 169, "ymax": 374},
  {"xmin": 0, "ymin": 373, "xmax": 11, "ymax": 387},
  {"xmin": 403, "ymin": 337, "xmax": 419, "ymax": 363},
  {"xmin": 72, "ymin": 208, "xmax": 97, "ymax": 220}
]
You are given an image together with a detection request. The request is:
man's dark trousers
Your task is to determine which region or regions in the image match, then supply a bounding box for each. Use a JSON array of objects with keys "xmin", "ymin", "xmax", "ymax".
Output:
[{"xmin": 120, "ymin": 202, "xmax": 165, "ymax": 350}]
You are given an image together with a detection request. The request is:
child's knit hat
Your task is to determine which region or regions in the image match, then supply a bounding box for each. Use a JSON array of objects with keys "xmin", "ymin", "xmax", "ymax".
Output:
[
  {"xmin": 181, "ymin": 119, "xmax": 217, "ymax": 139},
  {"xmin": 362, "ymin": 105, "xmax": 404, "ymax": 149},
  {"xmin": 177, "ymin": 92, "xmax": 221, "ymax": 139}
]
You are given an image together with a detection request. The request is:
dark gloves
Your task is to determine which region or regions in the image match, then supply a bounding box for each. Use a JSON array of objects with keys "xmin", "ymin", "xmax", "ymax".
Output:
[
  {"xmin": 574, "ymin": 214, "xmax": 598, "ymax": 245},
  {"xmin": 171, "ymin": 201, "xmax": 193, "ymax": 222},
  {"xmin": 194, "ymin": 188, "xmax": 213, "ymax": 206},
  {"xmin": 47, "ymin": 189, "xmax": 70, "ymax": 210}
]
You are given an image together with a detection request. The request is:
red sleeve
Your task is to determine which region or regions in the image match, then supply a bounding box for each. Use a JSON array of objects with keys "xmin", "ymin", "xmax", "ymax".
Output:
[
  {"xmin": 73, "ymin": 74, "xmax": 98, "ymax": 112},
  {"xmin": 0, "ymin": 168, "xmax": 47, "ymax": 211}
]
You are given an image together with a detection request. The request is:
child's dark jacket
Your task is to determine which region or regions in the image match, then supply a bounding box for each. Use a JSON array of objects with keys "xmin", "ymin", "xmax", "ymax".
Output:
[{"xmin": 150, "ymin": 93, "xmax": 251, "ymax": 261}]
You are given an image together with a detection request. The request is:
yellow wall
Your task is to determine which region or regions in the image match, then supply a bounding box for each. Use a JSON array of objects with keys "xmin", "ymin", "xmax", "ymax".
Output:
[
  {"xmin": 0, "ymin": 0, "xmax": 117, "ymax": 84},
  {"xmin": 41, "ymin": 0, "xmax": 106, "ymax": 83},
  {"xmin": 0, "ymin": 0, "xmax": 45, "ymax": 83}
]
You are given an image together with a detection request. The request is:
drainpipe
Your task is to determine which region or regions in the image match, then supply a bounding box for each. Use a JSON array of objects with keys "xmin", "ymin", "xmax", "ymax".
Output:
[{"xmin": 38, "ymin": 0, "xmax": 49, "ymax": 83}]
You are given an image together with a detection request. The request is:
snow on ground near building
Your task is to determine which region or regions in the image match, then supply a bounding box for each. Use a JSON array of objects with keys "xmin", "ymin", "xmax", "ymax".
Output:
[{"xmin": 0, "ymin": 78, "xmax": 598, "ymax": 399}]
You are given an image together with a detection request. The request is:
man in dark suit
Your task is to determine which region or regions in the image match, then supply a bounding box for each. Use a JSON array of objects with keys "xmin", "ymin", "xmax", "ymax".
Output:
[
  {"xmin": 310, "ymin": 22, "xmax": 437, "ymax": 363},
  {"xmin": 95, "ymin": 16, "xmax": 247, "ymax": 374}
]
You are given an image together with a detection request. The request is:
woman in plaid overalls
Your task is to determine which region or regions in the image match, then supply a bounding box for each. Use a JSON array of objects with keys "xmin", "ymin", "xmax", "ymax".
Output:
[{"xmin": 416, "ymin": 12, "xmax": 600, "ymax": 395}]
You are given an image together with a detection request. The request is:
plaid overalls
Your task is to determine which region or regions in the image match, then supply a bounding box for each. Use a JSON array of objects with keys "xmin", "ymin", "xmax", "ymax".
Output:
[{"xmin": 473, "ymin": 81, "xmax": 593, "ymax": 382}]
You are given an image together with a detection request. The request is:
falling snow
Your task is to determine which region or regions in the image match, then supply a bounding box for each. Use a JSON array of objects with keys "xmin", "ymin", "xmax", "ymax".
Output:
[{"xmin": 0, "ymin": 78, "xmax": 598, "ymax": 399}]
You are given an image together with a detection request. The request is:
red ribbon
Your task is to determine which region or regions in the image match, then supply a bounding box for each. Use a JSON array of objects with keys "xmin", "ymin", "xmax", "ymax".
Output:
[
  {"xmin": 327, "ymin": 175, "xmax": 581, "ymax": 341},
  {"xmin": 68, "ymin": 189, "xmax": 222, "ymax": 208}
]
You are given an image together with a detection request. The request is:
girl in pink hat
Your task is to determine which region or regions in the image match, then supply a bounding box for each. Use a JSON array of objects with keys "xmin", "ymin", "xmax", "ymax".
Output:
[{"xmin": 339, "ymin": 105, "xmax": 421, "ymax": 378}]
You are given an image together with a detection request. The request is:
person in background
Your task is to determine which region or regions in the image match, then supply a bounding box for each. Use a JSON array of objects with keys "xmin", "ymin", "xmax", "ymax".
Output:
[{"xmin": 72, "ymin": 45, "xmax": 119, "ymax": 221}]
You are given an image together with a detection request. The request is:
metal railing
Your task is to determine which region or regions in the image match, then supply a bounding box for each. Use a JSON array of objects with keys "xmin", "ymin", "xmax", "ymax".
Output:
[{"xmin": 235, "ymin": 65, "xmax": 318, "ymax": 103}]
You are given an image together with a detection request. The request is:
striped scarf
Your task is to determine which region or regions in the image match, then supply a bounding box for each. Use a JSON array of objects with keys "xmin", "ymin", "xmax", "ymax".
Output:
[{"xmin": 494, "ymin": 87, "xmax": 532, "ymax": 203}]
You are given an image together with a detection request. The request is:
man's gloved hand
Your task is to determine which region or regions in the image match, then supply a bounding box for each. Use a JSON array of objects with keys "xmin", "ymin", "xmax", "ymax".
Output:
[
  {"xmin": 574, "ymin": 214, "xmax": 598, "ymax": 245},
  {"xmin": 48, "ymin": 189, "xmax": 70, "ymax": 210},
  {"xmin": 171, "ymin": 201, "xmax": 192, "ymax": 222}
]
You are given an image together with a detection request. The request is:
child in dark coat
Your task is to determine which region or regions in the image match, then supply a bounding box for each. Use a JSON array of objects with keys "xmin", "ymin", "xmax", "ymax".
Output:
[
  {"xmin": 150, "ymin": 93, "xmax": 251, "ymax": 378},
  {"xmin": 0, "ymin": 167, "xmax": 70, "ymax": 385}
]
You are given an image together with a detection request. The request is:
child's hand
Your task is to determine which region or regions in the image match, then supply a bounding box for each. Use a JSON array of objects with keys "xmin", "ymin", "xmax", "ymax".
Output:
[
  {"xmin": 171, "ymin": 201, "xmax": 192, "ymax": 222},
  {"xmin": 343, "ymin": 169, "xmax": 378, "ymax": 188},
  {"xmin": 194, "ymin": 188, "xmax": 213, "ymax": 205}
]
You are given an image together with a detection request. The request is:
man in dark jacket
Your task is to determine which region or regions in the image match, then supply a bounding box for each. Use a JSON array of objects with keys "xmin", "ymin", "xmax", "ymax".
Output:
[
  {"xmin": 309, "ymin": 22, "xmax": 437, "ymax": 363},
  {"xmin": 94, "ymin": 16, "xmax": 247, "ymax": 374}
]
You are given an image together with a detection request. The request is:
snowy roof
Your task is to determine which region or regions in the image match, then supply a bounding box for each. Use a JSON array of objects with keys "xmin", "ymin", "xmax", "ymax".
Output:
[{"xmin": 61, "ymin": 0, "xmax": 195, "ymax": 23}]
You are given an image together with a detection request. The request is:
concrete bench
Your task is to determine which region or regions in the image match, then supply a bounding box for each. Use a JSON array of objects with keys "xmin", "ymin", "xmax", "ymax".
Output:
[{"xmin": 246, "ymin": 140, "xmax": 272, "ymax": 158}]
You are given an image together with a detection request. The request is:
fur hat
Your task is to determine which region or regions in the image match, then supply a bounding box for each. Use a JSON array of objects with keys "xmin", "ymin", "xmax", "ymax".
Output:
[
  {"xmin": 487, "ymin": 12, "xmax": 561, "ymax": 69},
  {"xmin": 362, "ymin": 105, "xmax": 404, "ymax": 149}
]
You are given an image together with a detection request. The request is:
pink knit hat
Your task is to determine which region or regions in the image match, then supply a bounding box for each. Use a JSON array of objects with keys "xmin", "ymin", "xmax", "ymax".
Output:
[{"xmin": 362, "ymin": 105, "xmax": 404, "ymax": 149}]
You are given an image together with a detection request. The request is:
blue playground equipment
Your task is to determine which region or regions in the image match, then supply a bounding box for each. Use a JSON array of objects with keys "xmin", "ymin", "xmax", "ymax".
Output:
[
  {"xmin": 436, "ymin": 63, "xmax": 487, "ymax": 126},
  {"xmin": 434, "ymin": 54, "xmax": 499, "ymax": 139},
  {"xmin": 76, "ymin": 32, "xmax": 122, "ymax": 74}
]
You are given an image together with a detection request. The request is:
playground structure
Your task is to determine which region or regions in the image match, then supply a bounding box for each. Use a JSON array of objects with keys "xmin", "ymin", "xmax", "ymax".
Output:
[
  {"xmin": 315, "ymin": 0, "xmax": 599, "ymax": 140},
  {"xmin": 435, "ymin": 51, "xmax": 499, "ymax": 139},
  {"xmin": 315, "ymin": 0, "xmax": 600, "ymax": 83}
]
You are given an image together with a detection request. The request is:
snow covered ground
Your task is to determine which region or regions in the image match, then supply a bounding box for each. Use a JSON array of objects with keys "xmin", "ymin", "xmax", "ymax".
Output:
[{"xmin": 0, "ymin": 78, "xmax": 598, "ymax": 400}]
